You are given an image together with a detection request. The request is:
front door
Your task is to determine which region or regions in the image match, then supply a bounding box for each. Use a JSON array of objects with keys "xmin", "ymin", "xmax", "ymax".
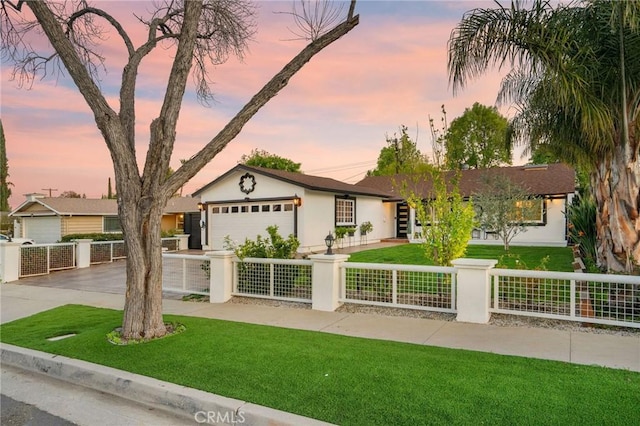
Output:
[
  {"xmin": 184, "ymin": 213, "xmax": 202, "ymax": 249},
  {"xmin": 396, "ymin": 202, "xmax": 409, "ymax": 238}
]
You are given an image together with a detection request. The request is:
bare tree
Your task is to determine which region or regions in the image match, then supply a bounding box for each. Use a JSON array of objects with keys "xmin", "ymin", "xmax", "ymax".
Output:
[
  {"xmin": 1, "ymin": 0, "xmax": 359, "ymax": 340},
  {"xmin": 472, "ymin": 174, "xmax": 538, "ymax": 251}
]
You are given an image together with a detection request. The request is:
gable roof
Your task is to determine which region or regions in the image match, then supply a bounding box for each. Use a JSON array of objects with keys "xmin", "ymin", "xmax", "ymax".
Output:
[
  {"xmin": 193, "ymin": 164, "xmax": 394, "ymax": 198},
  {"xmin": 11, "ymin": 196, "xmax": 200, "ymax": 216},
  {"xmin": 356, "ymin": 163, "xmax": 576, "ymax": 199}
]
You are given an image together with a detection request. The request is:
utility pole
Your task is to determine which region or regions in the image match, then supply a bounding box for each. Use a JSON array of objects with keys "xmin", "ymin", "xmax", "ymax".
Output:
[{"xmin": 41, "ymin": 188, "xmax": 58, "ymax": 197}]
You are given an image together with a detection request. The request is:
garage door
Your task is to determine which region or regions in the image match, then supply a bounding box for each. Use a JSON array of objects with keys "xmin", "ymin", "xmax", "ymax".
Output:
[
  {"xmin": 210, "ymin": 201, "xmax": 295, "ymax": 250},
  {"xmin": 24, "ymin": 216, "xmax": 61, "ymax": 243}
]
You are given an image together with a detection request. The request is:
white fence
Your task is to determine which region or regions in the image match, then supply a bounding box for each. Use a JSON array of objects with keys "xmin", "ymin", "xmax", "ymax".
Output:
[
  {"xmin": 232, "ymin": 258, "xmax": 313, "ymax": 302},
  {"xmin": 341, "ymin": 262, "xmax": 456, "ymax": 313},
  {"xmin": 162, "ymin": 253, "xmax": 210, "ymax": 296},
  {"xmin": 19, "ymin": 243, "xmax": 77, "ymax": 277},
  {"xmin": 89, "ymin": 241, "xmax": 127, "ymax": 264},
  {"xmin": 0, "ymin": 235, "xmax": 189, "ymax": 280},
  {"xmin": 490, "ymin": 269, "xmax": 640, "ymax": 328},
  {"xmin": 159, "ymin": 253, "xmax": 638, "ymax": 329},
  {"xmin": 90, "ymin": 237, "xmax": 182, "ymax": 265}
]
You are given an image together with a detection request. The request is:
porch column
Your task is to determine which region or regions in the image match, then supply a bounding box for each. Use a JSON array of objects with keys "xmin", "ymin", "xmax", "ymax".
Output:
[
  {"xmin": 175, "ymin": 234, "xmax": 190, "ymax": 251},
  {"xmin": 309, "ymin": 254, "xmax": 350, "ymax": 311},
  {"xmin": 452, "ymin": 258, "xmax": 497, "ymax": 324},
  {"xmin": 0, "ymin": 242, "xmax": 21, "ymax": 283},
  {"xmin": 74, "ymin": 239, "xmax": 93, "ymax": 269},
  {"xmin": 207, "ymin": 250, "xmax": 234, "ymax": 303}
]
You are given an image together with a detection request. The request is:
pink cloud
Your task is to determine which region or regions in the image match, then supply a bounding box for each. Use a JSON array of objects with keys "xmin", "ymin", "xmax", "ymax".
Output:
[{"xmin": 3, "ymin": 1, "xmax": 518, "ymax": 208}]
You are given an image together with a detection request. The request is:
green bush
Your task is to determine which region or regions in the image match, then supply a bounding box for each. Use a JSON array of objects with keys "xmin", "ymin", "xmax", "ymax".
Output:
[
  {"xmin": 224, "ymin": 225, "xmax": 300, "ymax": 260},
  {"xmin": 224, "ymin": 226, "xmax": 301, "ymax": 295},
  {"xmin": 60, "ymin": 233, "xmax": 124, "ymax": 242},
  {"xmin": 566, "ymin": 193, "xmax": 598, "ymax": 270}
]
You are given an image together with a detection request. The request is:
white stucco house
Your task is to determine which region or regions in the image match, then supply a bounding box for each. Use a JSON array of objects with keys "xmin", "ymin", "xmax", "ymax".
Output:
[
  {"xmin": 193, "ymin": 165, "xmax": 395, "ymax": 253},
  {"xmin": 357, "ymin": 163, "xmax": 576, "ymax": 247},
  {"xmin": 194, "ymin": 163, "xmax": 576, "ymax": 253}
]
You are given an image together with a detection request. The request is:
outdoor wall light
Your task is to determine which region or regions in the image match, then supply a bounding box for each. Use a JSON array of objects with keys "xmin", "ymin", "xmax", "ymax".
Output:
[
  {"xmin": 324, "ymin": 232, "xmax": 335, "ymax": 255},
  {"xmin": 197, "ymin": 202, "xmax": 204, "ymax": 211},
  {"xmin": 293, "ymin": 195, "xmax": 302, "ymax": 207}
]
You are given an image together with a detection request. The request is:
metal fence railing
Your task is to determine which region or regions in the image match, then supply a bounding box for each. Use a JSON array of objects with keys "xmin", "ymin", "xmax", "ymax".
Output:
[
  {"xmin": 232, "ymin": 258, "xmax": 313, "ymax": 302},
  {"xmin": 161, "ymin": 237, "xmax": 179, "ymax": 252},
  {"xmin": 89, "ymin": 237, "xmax": 180, "ymax": 264},
  {"xmin": 19, "ymin": 243, "xmax": 76, "ymax": 278},
  {"xmin": 162, "ymin": 253, "xmax": 210, "ymax": 295},
  {"xmin": 90, "ymin": 241, "xmax": 127, "ymax": 264},
  {"xmin": 340, "ymin": 263, "xmax": 457, "ymax": 313},
  {"xmin": 490, "ymin": 269, "xmax": 640, "ymax": 328}
]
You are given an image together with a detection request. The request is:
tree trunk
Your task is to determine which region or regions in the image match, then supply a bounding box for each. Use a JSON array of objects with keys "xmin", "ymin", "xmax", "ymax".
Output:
[
  {"xmin": 592, "ymin": 141, "xmax": 640, "ymax": 272},
  {"xmin": 120, "ymin": 193, "xmax": 168, "ymax": 340}
]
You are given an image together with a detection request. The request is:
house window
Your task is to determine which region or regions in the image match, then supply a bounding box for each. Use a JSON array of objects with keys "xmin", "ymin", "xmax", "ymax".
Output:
[
  {"xmin": 273, "ymin": 204, "xmax": 282, "ymax": 212},
  {"xmin": 221, "ymin": 206, "xmax": 229, "ymax": 214},
  {"xmin": 212, "ymin": 207, "xmax": 220, "ymax": 214},
  {"xmin": 335, "ymin": 197, "xmax": 355, "ymax": 226},
  {"xmin": 284, "ymin": 203, "xmax": 293, "ymax": 212},
  {"xmin": 262, "ymin": 205, "xmax": 270, "ymax": 212},
  {"xmin": 513, "ymin": 199, "xmax": 545, "ymax": 224},
  {"xmin": 231, "ymin": 206, "xmax": 239, "ymax": 213},
  {"xmin": 103, "ymin": 216, "xmax": 122, "ymax": 233},
  {"xmin": 241, "ymin": 206, "xmax": 248, "ymax": 213},
  {"xmin": 251, "ymin": 205, "xmax": 259, "ymax": 213}
]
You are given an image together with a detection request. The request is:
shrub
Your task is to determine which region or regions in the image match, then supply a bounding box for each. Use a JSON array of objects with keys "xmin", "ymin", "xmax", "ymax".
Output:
[{"xmin": 60, "ymin": 233, "xmax": 124, "ymax": 242}]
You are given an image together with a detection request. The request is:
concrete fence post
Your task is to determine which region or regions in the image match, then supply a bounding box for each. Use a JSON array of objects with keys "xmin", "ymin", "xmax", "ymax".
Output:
[
  {"xmin": 175, "ymin": 234, "xmax": 190, "ymax": 251},
  {"xmin": 0, "ymin": 242, "xmax": 21, "ymax": 283},
  {"xmin": 74, "ymin": 239, "xmax": 93, "ymax": 269},
  {"xmin": 451, "ymin": 258, "xmax": 497, "ymax": 324},
  {"xmin": 206, "ymin": 250, "xmax": 234, "ymax": 303},
  {"xmin": 308, "ymin": 254, "xmax": 350, "ymax": 312}
]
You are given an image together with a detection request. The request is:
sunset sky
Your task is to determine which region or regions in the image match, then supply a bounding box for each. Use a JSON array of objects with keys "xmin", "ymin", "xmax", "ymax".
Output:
[{"xmin": 1, "ymin": 0, "xmax": 519, "ymax": 209}]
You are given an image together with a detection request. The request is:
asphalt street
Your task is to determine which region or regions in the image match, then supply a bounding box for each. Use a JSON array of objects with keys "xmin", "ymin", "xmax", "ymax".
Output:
[{"xmin": 1, "ymin": 394, "xmax": 77, "ymax": 426}]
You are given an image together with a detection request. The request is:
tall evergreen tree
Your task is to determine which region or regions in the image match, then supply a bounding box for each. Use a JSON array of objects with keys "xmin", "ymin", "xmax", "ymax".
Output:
[{"xmin": 0, "ymin": 119, "xmax": 12, "ymax": 212}]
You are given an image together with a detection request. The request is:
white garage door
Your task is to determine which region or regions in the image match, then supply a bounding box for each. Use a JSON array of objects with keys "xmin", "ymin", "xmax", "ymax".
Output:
[
  {"xmin": 24, "ymin": 216, "xmax": 61, "ymax": 243},
  {"xmin": 209, "ymin": 201, "xmax": 295, "ymax": 250}
]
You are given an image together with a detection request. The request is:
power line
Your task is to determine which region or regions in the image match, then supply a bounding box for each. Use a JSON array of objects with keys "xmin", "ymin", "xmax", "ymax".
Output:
[
  {"xmin": 41, "ymin": 188, "xmax": 58, "ymax": 197},
  {"xmin": 305, "ymin": 160, "xmax": 376, "ymax": 175}
]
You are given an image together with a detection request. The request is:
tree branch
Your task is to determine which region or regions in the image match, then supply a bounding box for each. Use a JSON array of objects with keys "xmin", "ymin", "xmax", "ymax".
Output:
[{"xmin": 165, "ymin": 11, "xmax": 360, "ymax": 197}]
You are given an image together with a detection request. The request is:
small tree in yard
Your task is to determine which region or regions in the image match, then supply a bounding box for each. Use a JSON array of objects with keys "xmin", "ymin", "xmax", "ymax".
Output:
[
  {"xmin": 401, "ymin": 167, "xmax": 475, "ymax": 266},
  {"xmin": 1, "ymin": 1, "xmax": 360, "ymax": 340},
  {"xmin": 473, "ymin": 174, "xmax": 538, "ymax": 251}
]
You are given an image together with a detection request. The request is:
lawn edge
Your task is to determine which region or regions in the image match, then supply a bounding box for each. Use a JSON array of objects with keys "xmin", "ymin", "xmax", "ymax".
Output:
[{"xmin": 0, "ymin": 342, "xmax": 334, "ymax": 426}]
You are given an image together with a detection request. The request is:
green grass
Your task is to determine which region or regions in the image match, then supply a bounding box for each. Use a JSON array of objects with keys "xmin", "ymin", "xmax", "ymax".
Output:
[
  {"xmin": 349, "ymin": 244, "xmax": 574, "ymax": 271},
  {"xmin": 2, "ymin": 305, "xmax": 638, "ymax": 425}
]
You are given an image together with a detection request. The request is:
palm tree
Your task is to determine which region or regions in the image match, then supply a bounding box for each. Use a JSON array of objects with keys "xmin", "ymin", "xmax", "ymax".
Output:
[{"xmin": 448, "ymin": 0, "xmax": 640, "ymax": 272}]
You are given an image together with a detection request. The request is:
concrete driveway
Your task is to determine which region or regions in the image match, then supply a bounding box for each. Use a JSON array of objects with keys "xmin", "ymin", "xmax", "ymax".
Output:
[{"xmin": 15, "ymin": 261, "xmax": 182, "ymax": 300}]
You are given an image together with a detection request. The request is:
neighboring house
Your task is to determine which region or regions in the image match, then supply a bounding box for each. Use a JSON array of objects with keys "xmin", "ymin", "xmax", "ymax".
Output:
[
  {"xmin": 356, "ymin": 163, "xmax": 576, "ymax": 247},
  {"xmin": 10, "ymin": 194, "xmax": 200, "ymax": 244},
  {"xmin": 193, "ymin": 165, "xmax": 395, "ymax": 253}
]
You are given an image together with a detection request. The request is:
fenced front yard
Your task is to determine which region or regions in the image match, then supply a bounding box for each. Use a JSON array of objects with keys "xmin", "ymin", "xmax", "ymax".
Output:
[
  {"xmin": 159, "ymin": 252, "xmax": 639, "ymax": 329},
  {"xmin": 491, "ymin": 269, "xmax": 639, "ymax": 328},
  {"xmin": 232, "ymin": 258, "xmax": 313, "ymax": 302},
  {"xmin": 16, "ymin": 237, "xmax": 183, "ymax": 278},
  {"xmin": 341, "ymin": 262, "xmax": 456, "ymax": 313}
]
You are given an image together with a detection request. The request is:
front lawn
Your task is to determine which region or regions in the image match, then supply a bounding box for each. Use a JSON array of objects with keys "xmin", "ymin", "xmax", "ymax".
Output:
[
  {"xmin": 348, "ymin": 244, "xmax": 574, "ymax": 271},
  {"xmin": 1, "ymin": 305, "xmax": 638, "ymax": 425}
]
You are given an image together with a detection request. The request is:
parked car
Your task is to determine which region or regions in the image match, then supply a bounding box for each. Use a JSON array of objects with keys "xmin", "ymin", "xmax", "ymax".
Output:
[{"xmin": 0, "ymin": 234, "xmax": 35, "ymax": 245}]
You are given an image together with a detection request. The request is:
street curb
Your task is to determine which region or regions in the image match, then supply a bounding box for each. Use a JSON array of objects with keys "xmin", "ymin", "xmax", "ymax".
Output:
[{"xmin": 1, "ymin": 343, "xmax": 334, "ymax": 426}]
